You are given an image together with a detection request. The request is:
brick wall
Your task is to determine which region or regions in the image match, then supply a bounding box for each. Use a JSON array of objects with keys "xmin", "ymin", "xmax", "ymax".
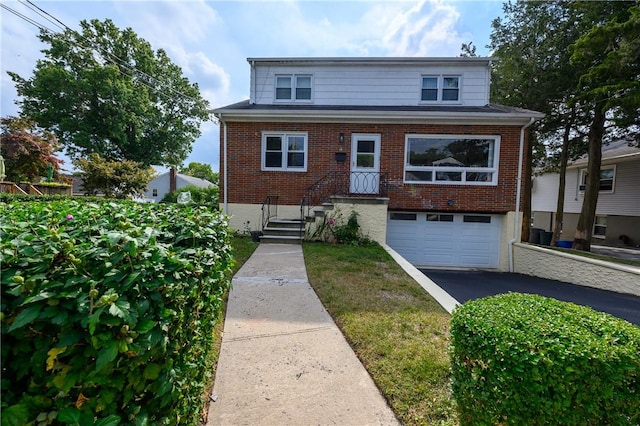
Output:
[{"xmin": 220, "ymin": 121, "xmax": 527, "ymax": 213}]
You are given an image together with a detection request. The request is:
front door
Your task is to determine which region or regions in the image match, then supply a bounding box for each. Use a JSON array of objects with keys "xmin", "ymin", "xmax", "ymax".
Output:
[{"xmin": 350, "ymin": 134, "xmax": 381, "ymax": 194}]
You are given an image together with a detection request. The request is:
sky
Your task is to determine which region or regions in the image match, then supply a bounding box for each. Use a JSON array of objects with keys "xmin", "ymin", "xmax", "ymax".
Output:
[{"xmin": 1, "ymin": 0, "xmax": 504, "ymax": 174}]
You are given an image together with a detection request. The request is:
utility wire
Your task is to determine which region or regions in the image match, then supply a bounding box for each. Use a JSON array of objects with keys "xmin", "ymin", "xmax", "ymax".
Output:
[
  {"xmin": 23, "ymin": 0, "xmax": 201, "ymax": 102},
  {"xmin": 5, "ymin": 0, "xmax": 203, "ymax": 104},
  {"xmin": 0, "ymin": 2, "xmax": 55, "ymax": 33},
  {"xmin": 18, "ymin": 0, "xmax": 66, "ymax": 32}
]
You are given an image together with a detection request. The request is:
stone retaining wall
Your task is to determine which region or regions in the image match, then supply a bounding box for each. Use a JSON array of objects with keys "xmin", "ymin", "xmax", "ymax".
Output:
[{"xmin": 513, "ymin": 243, "xmax": 640, "ymax": 296}]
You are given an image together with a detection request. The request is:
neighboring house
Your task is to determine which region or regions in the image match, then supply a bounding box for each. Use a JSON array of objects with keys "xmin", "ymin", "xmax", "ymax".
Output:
[
  {"xmin": 213, "ymin": 57, "xmax": 543, "ymax": 270},
  {"xmin": 144, "ymin": 168, "xmax": 216, "ymax": 202},
  {"xmin": 532, "ymin": 140, "xmax": 640, "ymax": 247}
]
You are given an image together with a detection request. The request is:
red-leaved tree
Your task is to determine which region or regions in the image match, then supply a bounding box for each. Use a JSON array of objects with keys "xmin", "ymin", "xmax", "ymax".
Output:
[{"xmin": 0, "ymin": 116, "xmax": 64, "ymax": 182}]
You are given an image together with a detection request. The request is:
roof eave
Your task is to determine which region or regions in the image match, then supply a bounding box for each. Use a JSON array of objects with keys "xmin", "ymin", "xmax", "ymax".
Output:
[
  {"xmin": 214, "ymin": 108, "xmax": 544, "ymax": 125},
  {"xmin": 568, "ymin": 151, "xmax": 640, "ymax": 169},
  {"xmin": 246, "ymin": 56, "xmax": 496, "ymax": 66}
]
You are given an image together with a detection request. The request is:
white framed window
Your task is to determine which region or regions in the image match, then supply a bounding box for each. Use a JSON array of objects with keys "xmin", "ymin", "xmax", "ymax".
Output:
[
  {"xmin": 262, "ymin": 132, "xmax": 308, "ymax": 172},
  {"xmin": 579, "ymin": 166, "xmax": 616, "ymax": 193},
  {"xmin": 152, "ymin": 189, "xmax": 158, "ymax": 197},
  {"xmin": 593, "ymin": 215, "xmax": 607, "ymax": 239},
  {"xmin": 275, "ymin": 74, "xmax": 312, "ymax": 101},
  {"xmin": 421, "ymin": 75, "xmax": 460, "ymax": 102},
  {"xmin": 404, "ymin": 134, "xmax": 500, "ymax": 185}
]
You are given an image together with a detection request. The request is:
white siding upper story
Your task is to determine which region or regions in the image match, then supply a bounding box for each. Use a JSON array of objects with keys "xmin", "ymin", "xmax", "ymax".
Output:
[
  {"xmin": 248, "ymin": 57, "xmax": 492, "ymax": 107},
  {"xmin": 532, "ymin": 153, "xmax": 640, "ymax": 217}
]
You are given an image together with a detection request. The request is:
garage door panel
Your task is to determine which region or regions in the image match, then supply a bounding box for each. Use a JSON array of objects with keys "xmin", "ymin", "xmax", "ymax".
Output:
[
  {"xmin": 387, "ymin": 213, "xmax": 501, "ymax": 268},
  {"xmin": 459, "ymin": 255, "xmax": 493, "ymax": 267}
]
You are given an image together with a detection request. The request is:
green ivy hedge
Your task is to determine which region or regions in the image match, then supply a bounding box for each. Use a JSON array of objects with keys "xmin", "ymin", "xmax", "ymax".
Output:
[
  {"xmin": 450, "ymin": 293, "xmax": 640, "ymax": 425},
  {"xmin": 1, "ymin": 199, "xmax": 233, "ymax": 425}
]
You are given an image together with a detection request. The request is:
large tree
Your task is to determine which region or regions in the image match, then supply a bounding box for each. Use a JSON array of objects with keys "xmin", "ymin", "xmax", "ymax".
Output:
[
  {"xmin": 8, "ymin": 19, "xmax": 210, "ymax": 167},
  {"xmin": 569, "ymin": 4, "xmax": 640, "ymax": 251},
  {"xmin": 0, "ymin": 116, "xmax": 63, "ymax": 182},
  {"xmin": 489, "ymin": 1, "xmax": 583, "ymax": 243},
  {"xmin": 489, "ymin": 1, "xmax": 638, "ymax": 250}
]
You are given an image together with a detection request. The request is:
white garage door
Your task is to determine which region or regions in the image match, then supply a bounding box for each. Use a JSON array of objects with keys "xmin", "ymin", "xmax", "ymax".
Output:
[{"xmin": 386, "ymin": 212, "xmax": 502, "ymax": 268}]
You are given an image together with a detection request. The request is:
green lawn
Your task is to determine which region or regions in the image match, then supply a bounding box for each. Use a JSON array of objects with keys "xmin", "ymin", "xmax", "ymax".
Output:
[
  {"xmin": 211, "ymin": 238, "xmax": 457, "ymax": 425},
  {"xmin": 303, "ymin": 242, "xmax": 458, "ymax": 426}
]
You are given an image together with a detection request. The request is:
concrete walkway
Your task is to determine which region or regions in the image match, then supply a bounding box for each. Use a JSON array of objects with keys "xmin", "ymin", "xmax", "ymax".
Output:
[{"xmin": 207, "ymin": 244, "xmax": 399, "ymax": 426}]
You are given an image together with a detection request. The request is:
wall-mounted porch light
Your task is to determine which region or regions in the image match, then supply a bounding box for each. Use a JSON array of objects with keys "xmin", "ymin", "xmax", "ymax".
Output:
[{"xmin": 339, "ymin": 133, "xmax": 345, "ymax": 144}]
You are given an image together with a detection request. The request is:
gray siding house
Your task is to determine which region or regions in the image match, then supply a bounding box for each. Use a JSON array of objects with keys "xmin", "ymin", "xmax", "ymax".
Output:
[
  {"xmin": 144, "ymin": 169, "xmax": 215, "ymax": 202},
  {"xmin": 531, "ymin": 140, "xmax": 640, "ymax": 247}
]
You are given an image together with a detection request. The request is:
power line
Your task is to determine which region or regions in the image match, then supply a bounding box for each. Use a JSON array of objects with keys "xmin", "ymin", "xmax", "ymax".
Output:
[
  {"xmin": 18, "ymin": 0, "xmax": 66, "ymax": 32},
  {"xmin": 5, "ymin": 0, "xmax": 205, "ymax": 104},
  {"xmin": 0, "ymin": 2, "xmax": 55, "ymax": 33}
]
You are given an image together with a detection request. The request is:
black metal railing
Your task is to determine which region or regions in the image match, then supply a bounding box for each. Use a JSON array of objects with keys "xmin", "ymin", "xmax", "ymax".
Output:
[
  {"xmin": 302, "ymin": 171, "xmax": 388, "ymax": 217},
  {"xmin": 261, "ymin": 195, "xmax": 278, "ymax": 230}
]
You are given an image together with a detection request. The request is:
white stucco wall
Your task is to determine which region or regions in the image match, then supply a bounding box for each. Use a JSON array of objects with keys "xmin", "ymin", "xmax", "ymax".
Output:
[
  {"xmin": 330, "ymin": 198, "xmax": 389, "ymax": 244},
  {"xmin": 513, "ymin": 243, "xmax": 640, "ymax": 296},
  {"xmin": 224, "ymin": 203, "xmax": 303, "ymax": 234}
]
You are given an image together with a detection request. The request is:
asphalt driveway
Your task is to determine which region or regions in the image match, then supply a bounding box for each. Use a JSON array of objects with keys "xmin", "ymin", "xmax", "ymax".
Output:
[{"xmin": 421, "ymin": 269, "xmax": 640, "ymax": 326}]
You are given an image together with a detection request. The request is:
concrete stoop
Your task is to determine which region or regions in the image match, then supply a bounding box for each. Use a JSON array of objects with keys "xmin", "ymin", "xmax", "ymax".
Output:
[{"xmin": 260, "ymin": 218, "xmax": 304, "ymax": 244}]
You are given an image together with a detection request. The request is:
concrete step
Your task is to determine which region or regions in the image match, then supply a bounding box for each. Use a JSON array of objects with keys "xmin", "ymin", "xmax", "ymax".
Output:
[
  {"xmin": 268, "ymin": 218, "xmax": 305, "ymax": 229},
  {"xmin": 263, "ymin": 227, "xmax": 305, "ymax": 237},
  {"xmin": 260, "ymin": 235, "xmax": 303, "ymax": 244}
]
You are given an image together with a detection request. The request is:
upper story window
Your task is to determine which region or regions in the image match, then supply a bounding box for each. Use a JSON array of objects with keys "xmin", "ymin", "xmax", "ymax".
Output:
[
  {"xmin": 404, "ymin": 134, "xmax": 500, "ymax": 185},
  {"xmin": 421, "ymin": 76, "xmax": 460, "ymax": 102},
  {"xmin": 275, "ymin": 74, "xmax": 312, "ymax": 102},
  {"xmin": 262, "ymin": 132, "xmax": 308, "ymax": 172},
  {"xmin": 579, "ymin": 166, "xmax": 615, "ymax": 193}
]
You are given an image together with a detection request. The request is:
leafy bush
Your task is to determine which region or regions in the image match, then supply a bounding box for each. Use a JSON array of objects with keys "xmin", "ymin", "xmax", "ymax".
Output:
[
  {"xmin": 308, "ymin": 209, "xmax": 374, "ymax": 246},
  {"xmin": 1, "ymin": 199, "xmax": 233, "ymax": 425},
  {"xmin": 450, "ymin": 293, "xmax": 640, "ymax": 425}
]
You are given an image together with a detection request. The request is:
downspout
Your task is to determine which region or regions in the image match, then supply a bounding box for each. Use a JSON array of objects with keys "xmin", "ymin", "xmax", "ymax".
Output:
[
  {"xmin": 508, "ymin": 117, "xmax": 535, "ymax": 272},
  {"xmin": 215, "ymin": 114, "xmax": 228, "ymax": 214},
  {"xmin": 249, "ymin": 59, "xmax": 256, "ymax": 105}
]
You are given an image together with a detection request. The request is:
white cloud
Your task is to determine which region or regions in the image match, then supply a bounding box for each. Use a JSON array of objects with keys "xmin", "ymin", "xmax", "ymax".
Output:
[
  {"xmin": 380, "ymin": 0, "xmax": 465, "ymax": 56},
  {"xmin": 114, "ymin": 0, "xmax": 219, "ymax": 46}
]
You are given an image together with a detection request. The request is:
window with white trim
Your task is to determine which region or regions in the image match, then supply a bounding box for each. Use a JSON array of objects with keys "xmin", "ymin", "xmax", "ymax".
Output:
[
  {"xmin": 579, "ymin": 166, "xmax": 615, "ymax": 193},
  {"xmin": 262, "ymin": 132, "xmax": 308, "ymax": 171},
  {"xmin": 593, "ymin": 215, "xmax": 607, "ymax": 239},
  {"xmin": 275, "ymin": 74, "xmax": 312, "ymax": 101},
  {"xmin": 404, "ymin": 135, "xmax": 499, "ymax": 185},
  {"xmin": 421, "ymin": 75, "xmax": 460, "ymax": 102}
]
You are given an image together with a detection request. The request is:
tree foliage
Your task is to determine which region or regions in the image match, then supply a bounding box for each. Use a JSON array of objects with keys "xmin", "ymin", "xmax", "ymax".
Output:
[
  {"xmin": 568, "ymin": 3, "xmax": 639, "ymax": 250},
  {"xmin": 73, "ymin": 153, "xmax": 155, "ymax": 199},
  {"xmin": 0, "ymin": 116, "xmax": 64, "ymax": 183},
  {"xmin": 180, "ymin": 162, "xmax": 218, "ymax": 184},
  {"xmin": 489, "ymin": 1, "xmax": 639, "ymax": 250},
  {"xmin": 8, "ymin": 19, "xmax": 210, "ymax": 167}
]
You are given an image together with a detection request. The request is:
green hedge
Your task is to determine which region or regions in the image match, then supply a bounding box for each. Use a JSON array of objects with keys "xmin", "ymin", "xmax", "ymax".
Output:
[
  {"xmin": 1, "ymin": 199, "xmax": 233, "ymax": 425},
  {"xmin": 450, "ymin": 293, "xmax": 640, "ymax": 425}
]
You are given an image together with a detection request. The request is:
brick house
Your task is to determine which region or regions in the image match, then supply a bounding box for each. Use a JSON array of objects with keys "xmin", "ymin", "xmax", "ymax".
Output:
[{"xmin": 213, "ymin": 57, "xmax": 543, "ymax": 270}]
